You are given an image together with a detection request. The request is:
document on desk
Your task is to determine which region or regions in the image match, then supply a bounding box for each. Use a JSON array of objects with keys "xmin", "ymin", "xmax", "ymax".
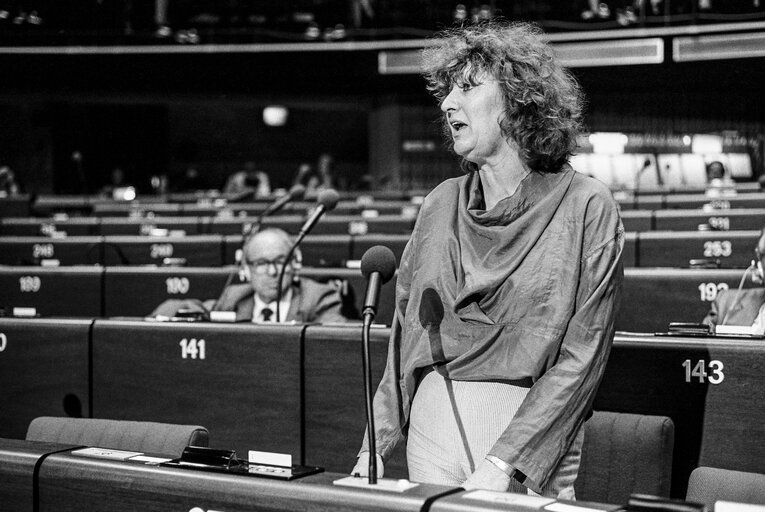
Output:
[{"xmin": 71, "ymin": 447, "xmax": 144, "ymax": 460}]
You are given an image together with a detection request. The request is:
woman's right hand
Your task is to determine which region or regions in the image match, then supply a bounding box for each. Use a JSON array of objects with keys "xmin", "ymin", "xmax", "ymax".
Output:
[{"xmin": 350, "ymin": 452, "xmax": 385, "ymax": 478}]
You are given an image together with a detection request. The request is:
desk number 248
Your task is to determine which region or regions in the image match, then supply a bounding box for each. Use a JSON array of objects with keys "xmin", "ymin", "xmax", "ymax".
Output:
[{"xmin": 682, "ymin": 359, "xmax": 724, "ymax": 384}]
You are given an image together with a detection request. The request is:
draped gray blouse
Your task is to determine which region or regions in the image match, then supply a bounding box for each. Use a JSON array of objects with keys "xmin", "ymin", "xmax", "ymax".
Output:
[{"xmin": 363, "ymin": 165, "xmax": 624, "ymax": 492}]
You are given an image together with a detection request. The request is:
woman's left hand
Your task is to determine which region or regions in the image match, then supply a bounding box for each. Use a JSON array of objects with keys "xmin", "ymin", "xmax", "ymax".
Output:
[{"xmin": 463, "ymin": 459, "xmax": 512, "ymax": 491}]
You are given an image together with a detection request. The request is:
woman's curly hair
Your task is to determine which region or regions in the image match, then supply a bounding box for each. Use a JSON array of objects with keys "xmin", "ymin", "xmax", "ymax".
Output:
[{"xmin": 422, "ymin": 21, "xmax": 585, "ymax": 173}]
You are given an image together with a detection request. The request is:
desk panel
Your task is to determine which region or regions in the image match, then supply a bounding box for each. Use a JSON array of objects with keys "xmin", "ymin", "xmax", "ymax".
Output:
[
  {"xmin": 91, "ymin": 202, "xmax": 182, "ymax": 217},
  {"xmin": 663, "ymin": 193, "xmax": 765, "ymax": 210},
  {"xmin": 103, "ymin": 267, "xmax": 232, "ymax": 317},
  {"xmin": 0, "ymin": 438, "xmax": 81, "ymax": 512},
  {"xmin": 92, "ymin": 320, "xmax": 304, "ymax": 459},
  {"xmin": 620, "ymin": 210, "xmax": 652, "ymax": 232},
  {"xmin": 618, "ymin": 268, "xmax": 754, "ymax": 332},
  {"xmin": 0, "ymin": 318, "xmax": 91, "ymax": 439},
  {"xmin": 0, "ymin": 195, "xmax": 30, "ymax": 218},
  {"xmin": 102, "ymin": 235, "xmax": 223, "ymax": 266},
  {"xmin": 638, "ymin": 230, "xmax": 760, "ymax": 268},
  {"xmin": 0, "ymin": 217, "xmax": 98, "ymax": 236},
  {"xmin": 595, "ymin": 334, "xmax": 765, "ymax": 497},
  {"xmin": 654, "ymin": 208, "xmax": 765, "ymax": 232},
  {"xmin": 98, "ymin": 217, "xmax": 201, "ymax": 235},
  {"xmin": 300, "ymin": 268, "xmax": 397, "ymax": 325},
  {"xmin": 0, "ymin": 267, "xmax": 102, "ymax": 317},
  {"xmin": 351, "ymin": 234, "xmax": 411, "ymax": 265},
  {"xmin": 224, "ymin": 234, "xmax": 353, "ymax": 268},
  {"xmin": 39, "ymin": 452, "xmax": 452, "ymax": 512},
  {"xmin": 303, "ymin": 325, "xmax": 408, "ymax": 478},
  {"xmin": 0, "ymin": 236, "xmax": 102, "ymax": 265}
]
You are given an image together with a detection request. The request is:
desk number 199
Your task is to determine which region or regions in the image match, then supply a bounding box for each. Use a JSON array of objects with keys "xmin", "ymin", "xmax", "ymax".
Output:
[
  {"xmin": 682, "ymin": 359, "xmax": 724, "ymax": 384},
  {"xmin": 179, "ymin": 338, "xmax": 206, "ymax": 360}
]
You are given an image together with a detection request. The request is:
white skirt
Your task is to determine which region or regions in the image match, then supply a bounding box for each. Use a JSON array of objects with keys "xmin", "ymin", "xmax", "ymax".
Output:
[{"xmin": 407, "ymin": 369, "xmax": 583, "ymax": 499}]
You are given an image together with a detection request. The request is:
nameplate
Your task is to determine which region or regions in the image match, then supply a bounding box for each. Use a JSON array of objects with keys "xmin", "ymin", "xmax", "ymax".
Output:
[
  {"xmin": 13, "ymin": 307, "xmax": 37, "ymax": 317},
  {"xmin": 716, "ymin": 501, "xmax": 765, "ymax": 512},
  {"xmin": 210, "ymin": 311, "xmax": 237, "ymax": 323},
  {"xmin": 71, "ymin": 447, "xmax": 144, "ymax": 460}
]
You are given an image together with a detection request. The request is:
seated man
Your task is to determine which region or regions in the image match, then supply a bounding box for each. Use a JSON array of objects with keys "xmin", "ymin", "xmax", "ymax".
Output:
[
  {"xmin": 152, "ymin": 228, "xmax": 348, "ymax": 323},
  {"xmin": 704, "ymin": 229, "xmax": 765, "ymax": 333}
]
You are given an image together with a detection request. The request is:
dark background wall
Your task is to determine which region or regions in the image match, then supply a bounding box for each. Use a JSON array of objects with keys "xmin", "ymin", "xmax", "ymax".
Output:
[{"xmin": 0, "ymin": 48, "xmax": 763, "ymax": 194}]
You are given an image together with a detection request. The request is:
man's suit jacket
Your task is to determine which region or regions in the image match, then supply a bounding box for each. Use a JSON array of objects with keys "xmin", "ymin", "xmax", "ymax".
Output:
[
  {"xmin": 151, "ymin": 277, "xmax": 348, "ymax": 324},
  {"xmin": 213, "ymin": 277, "xmax": 347, "ymax": 323},
  {"xmin": 704, "ymin": 287, "xmax": 765, "ymax": 328}
]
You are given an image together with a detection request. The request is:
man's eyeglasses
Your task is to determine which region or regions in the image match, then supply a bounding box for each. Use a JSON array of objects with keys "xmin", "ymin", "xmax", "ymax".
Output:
[{"xmin": 246, "ymin": 257, "xmax": 291, "ymax": 275}]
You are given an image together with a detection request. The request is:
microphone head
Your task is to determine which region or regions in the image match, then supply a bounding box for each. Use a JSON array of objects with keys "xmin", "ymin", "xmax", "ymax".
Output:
[
  {"xmin": 289, "ymin": 184, "xmax": 306, "ymax": 200},
  {"xmin": 317, "ymin": 188, "xmax": 340, "ymax": 211},
  {"xmin": 361, "ymin": 245, "xmax": 397, "ymax": 283}
]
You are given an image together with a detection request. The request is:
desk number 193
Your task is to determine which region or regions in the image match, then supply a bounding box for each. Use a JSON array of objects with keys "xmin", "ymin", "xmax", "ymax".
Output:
[{"xmin": 682, "ymin": 359, "xmax": 724, "ymax": 384}]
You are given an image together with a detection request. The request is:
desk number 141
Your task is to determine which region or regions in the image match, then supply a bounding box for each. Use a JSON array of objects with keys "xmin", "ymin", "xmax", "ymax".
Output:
[{"xmin": 682, "ymin": 359, "xmax": 724, "ymax": 384}]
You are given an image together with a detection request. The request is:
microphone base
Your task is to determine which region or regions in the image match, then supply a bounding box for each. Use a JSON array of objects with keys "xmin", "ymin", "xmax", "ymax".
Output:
[{"xmin": 333, "ymin": 476, "xmax": 419, "ymax": 493}]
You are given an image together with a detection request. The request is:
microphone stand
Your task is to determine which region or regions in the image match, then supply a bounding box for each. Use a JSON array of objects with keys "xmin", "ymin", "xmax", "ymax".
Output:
[
  {"xmin": 361, "ymin": 311, "xmax": 377, "ymax": 484},
  {"xmin": 275, "ymin": 242, "xmax": 300, "ymax": 322}
]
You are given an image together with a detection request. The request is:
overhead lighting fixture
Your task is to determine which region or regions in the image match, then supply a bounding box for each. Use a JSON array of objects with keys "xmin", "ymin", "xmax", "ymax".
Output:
[
  {"xmin": 589, "ymin": 132, "xmax": 628, "ymax": 154},
  {"xmin": 692, "ymin": 134, "xmax": 723, "ymax": 154},
  {"xmin": 263, "ymin": 106, "xmax": 288, "ymax": 127}
]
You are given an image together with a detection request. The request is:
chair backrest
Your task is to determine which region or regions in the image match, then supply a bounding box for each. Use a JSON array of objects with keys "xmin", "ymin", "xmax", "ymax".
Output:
[
  {"xmin": 26, "ymin": 416, "xmax": 209, "ymax": 457},
  {"xmin": 686, "ymin": 467, "xmax": 765, "ymax": 509},
  {"xmin": 575, "ymin": 411, "xmax": 675, "ymax": 504}
]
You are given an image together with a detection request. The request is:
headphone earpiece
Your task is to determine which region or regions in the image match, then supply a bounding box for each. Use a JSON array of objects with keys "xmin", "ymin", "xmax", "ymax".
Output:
[
  {"xmin": 292, "ymin": 247, "xmax": 303, "ymax": 272},
  {"xmin": 234, "ymin": 248, "xmax": 250, "ymax": 282}
]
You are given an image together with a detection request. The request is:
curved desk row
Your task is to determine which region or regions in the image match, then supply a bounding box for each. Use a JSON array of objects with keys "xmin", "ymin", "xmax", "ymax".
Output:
[
  {"xmin": 0, "ymin": 319, "xmax": 763, "ymax": 498},
  {"xmin": 0, "ymin": 266, "xmax": 756, "ymax": 331},
  {"xmin": 0, "ymin": 230, "xmax": 763, "ymax": 269},
  {"xmin": 3, "ymin": 207, "xmax": 765, "ymax": 237}
]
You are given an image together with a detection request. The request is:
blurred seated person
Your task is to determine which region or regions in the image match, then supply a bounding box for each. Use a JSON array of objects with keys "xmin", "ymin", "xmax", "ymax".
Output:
[
  {"xmin": 292, "ymin": 153, "xmax": 337, "ymax": 193},
  {"xmin": 151, "ymin": 228, "xmax": 349, "ymax": 323},
  {"xmin": 704, "ymin": 229, "xmax": 765, "ymax": 333},
  {"xmin": 0, "ymin": 165, "xmax": 21, "ymax": 196},
  {"xmin": 706, "ymin": 160, "xmax": 734, "ymax": 188},
  {"xmin": 223, "ymin": 161, "xmax": 271, "ymax": 199}
]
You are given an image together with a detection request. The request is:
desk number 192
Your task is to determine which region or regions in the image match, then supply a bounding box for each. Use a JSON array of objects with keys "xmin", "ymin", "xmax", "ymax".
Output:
[
  {"xmin": 179, "ymin": 338, "xmax": 206, "ymax": 360},
  {"xmin": 682, "ymin": 359, "xmax": 724, "ymax": 384}
]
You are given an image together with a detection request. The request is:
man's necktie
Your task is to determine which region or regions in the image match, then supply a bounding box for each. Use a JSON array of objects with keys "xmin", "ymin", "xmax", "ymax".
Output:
[{"xmin": 261, "ymin": 307, "xmax": 274, "ymax": 322}]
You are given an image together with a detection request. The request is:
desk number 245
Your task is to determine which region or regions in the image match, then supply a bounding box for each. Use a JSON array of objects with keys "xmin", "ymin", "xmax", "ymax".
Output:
[{"xmin": 682, "ymin": 359, "xmax": 724, "ymax": 384}]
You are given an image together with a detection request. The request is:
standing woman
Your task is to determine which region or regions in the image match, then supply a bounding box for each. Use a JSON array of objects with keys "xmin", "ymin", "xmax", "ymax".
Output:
[{"xmin": 353, "ymin": 21, "xmax": 623, "ymax": 498}]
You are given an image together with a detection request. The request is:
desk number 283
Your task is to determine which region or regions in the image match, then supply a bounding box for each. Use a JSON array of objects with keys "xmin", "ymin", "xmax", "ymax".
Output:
[{"xmin": 682, "ymin": 359, "xmax": 724, "ymax": 384}]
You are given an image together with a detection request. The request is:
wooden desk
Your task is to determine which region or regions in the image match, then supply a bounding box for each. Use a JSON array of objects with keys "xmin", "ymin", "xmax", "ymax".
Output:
[
  {"xmin": 637, "ymin": 230, "xmax": 760, "ymax": 268},
  {"xmin": 0, "ymin": 266, "xmax": 102, "ymax": 317},
  {"xmin": 103, "ymin": 267, "xmax": 231, "ymax": 317},
  {"xmin": 303, "ymin": 325, "xmax": 408, "ymax": 478},
  {"xmin": 38, "ymin": 450, "xmax": 455, "ymax": 512},
  {"xmin": 102, "ymin": 235, "xmax": 224, "ymax": 266},
  {"xmin": 0, "ymin": 318, "xmax": 91, "ymax": 439},
  {"xmin": 654, "ymin": 208, "xmax": 765, "ymax": 232},
  {"xmin": 0, "ymin": 236, "xmax": 103, "ymax": 265},
  {"xmin": 595, "ymin": 333, "xmax": 765, "ymax": 497},
  {"xmin": 224, "ymin": 234, "xmax": 353, "ymax": 268},
  {"xmin": 91, "ymin": 320, "xmax": 305, "ymax": 461},
  {"xmin": 619, "ymin": 268, "xmax": 754, "ymax": 333},
  {"xmin": 0, "ymin": 438, "xmax": 81, "ymax": 512},
  {"xmin": 0, "ymin": 217, "xmax": 98, "ymax": 236}
]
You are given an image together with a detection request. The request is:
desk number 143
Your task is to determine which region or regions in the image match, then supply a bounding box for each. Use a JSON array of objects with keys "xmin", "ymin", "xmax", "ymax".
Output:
[{"xmin": 682, "ymin": 359, "xmax": 724, "ymax": 384}]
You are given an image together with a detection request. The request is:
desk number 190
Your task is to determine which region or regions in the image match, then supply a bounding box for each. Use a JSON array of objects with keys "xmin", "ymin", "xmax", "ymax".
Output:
[
  {"xmin": 179, "ymin": 338, "xmax": 206, "ymax": 360},
  {"xmin": 682, "ymin": 359, "xmax": 724, "ymax": 384}
]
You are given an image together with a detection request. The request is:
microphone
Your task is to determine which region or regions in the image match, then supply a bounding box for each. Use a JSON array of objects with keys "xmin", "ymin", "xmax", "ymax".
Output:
[
  {"xmin": 241, "ymin": 184, "xmax": 307, "ymax": 242},
  {"xmin": 261, "ymin": 184, "xmax": 306, "ymax": 218},
  {"xmin": 359, "ymin": 245, "xmax": 396, "ymax": 485},
  {"xmin": 296, "ymin": 188, "xmax": 339, "ymax": 241},
  {"xmin": 275, "ymin": 188, "xmax": 339, "ymax": 320},
  {"xmin": 719, "ymin": 260, "xmax": 757, "ymax": 327},
  {"xmin": 360, "ymin": 246, "xmax": 397, "ymax": 319}
]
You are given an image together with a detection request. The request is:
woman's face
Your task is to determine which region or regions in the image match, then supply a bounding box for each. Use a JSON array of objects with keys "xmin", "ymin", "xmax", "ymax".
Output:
[{"xmin": 440, "ymin": 77, "xmax": 510, "ymax": 166}]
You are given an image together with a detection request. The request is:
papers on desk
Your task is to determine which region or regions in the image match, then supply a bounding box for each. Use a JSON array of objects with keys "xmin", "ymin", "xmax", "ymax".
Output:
[
  {"xmin": 716, "ymin": 501, "xmax": 765, "ymax": 512},
  {"xmin": 71, "ymin": 447, "xmax": 144, "ymax": 460},
  {"xmin": 463, "ymin": 490, "xmax": 554, "ymax": 507},
  {"xmin": 715, "ymin": 325, "xmax": 759, "ymax": 336}
]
